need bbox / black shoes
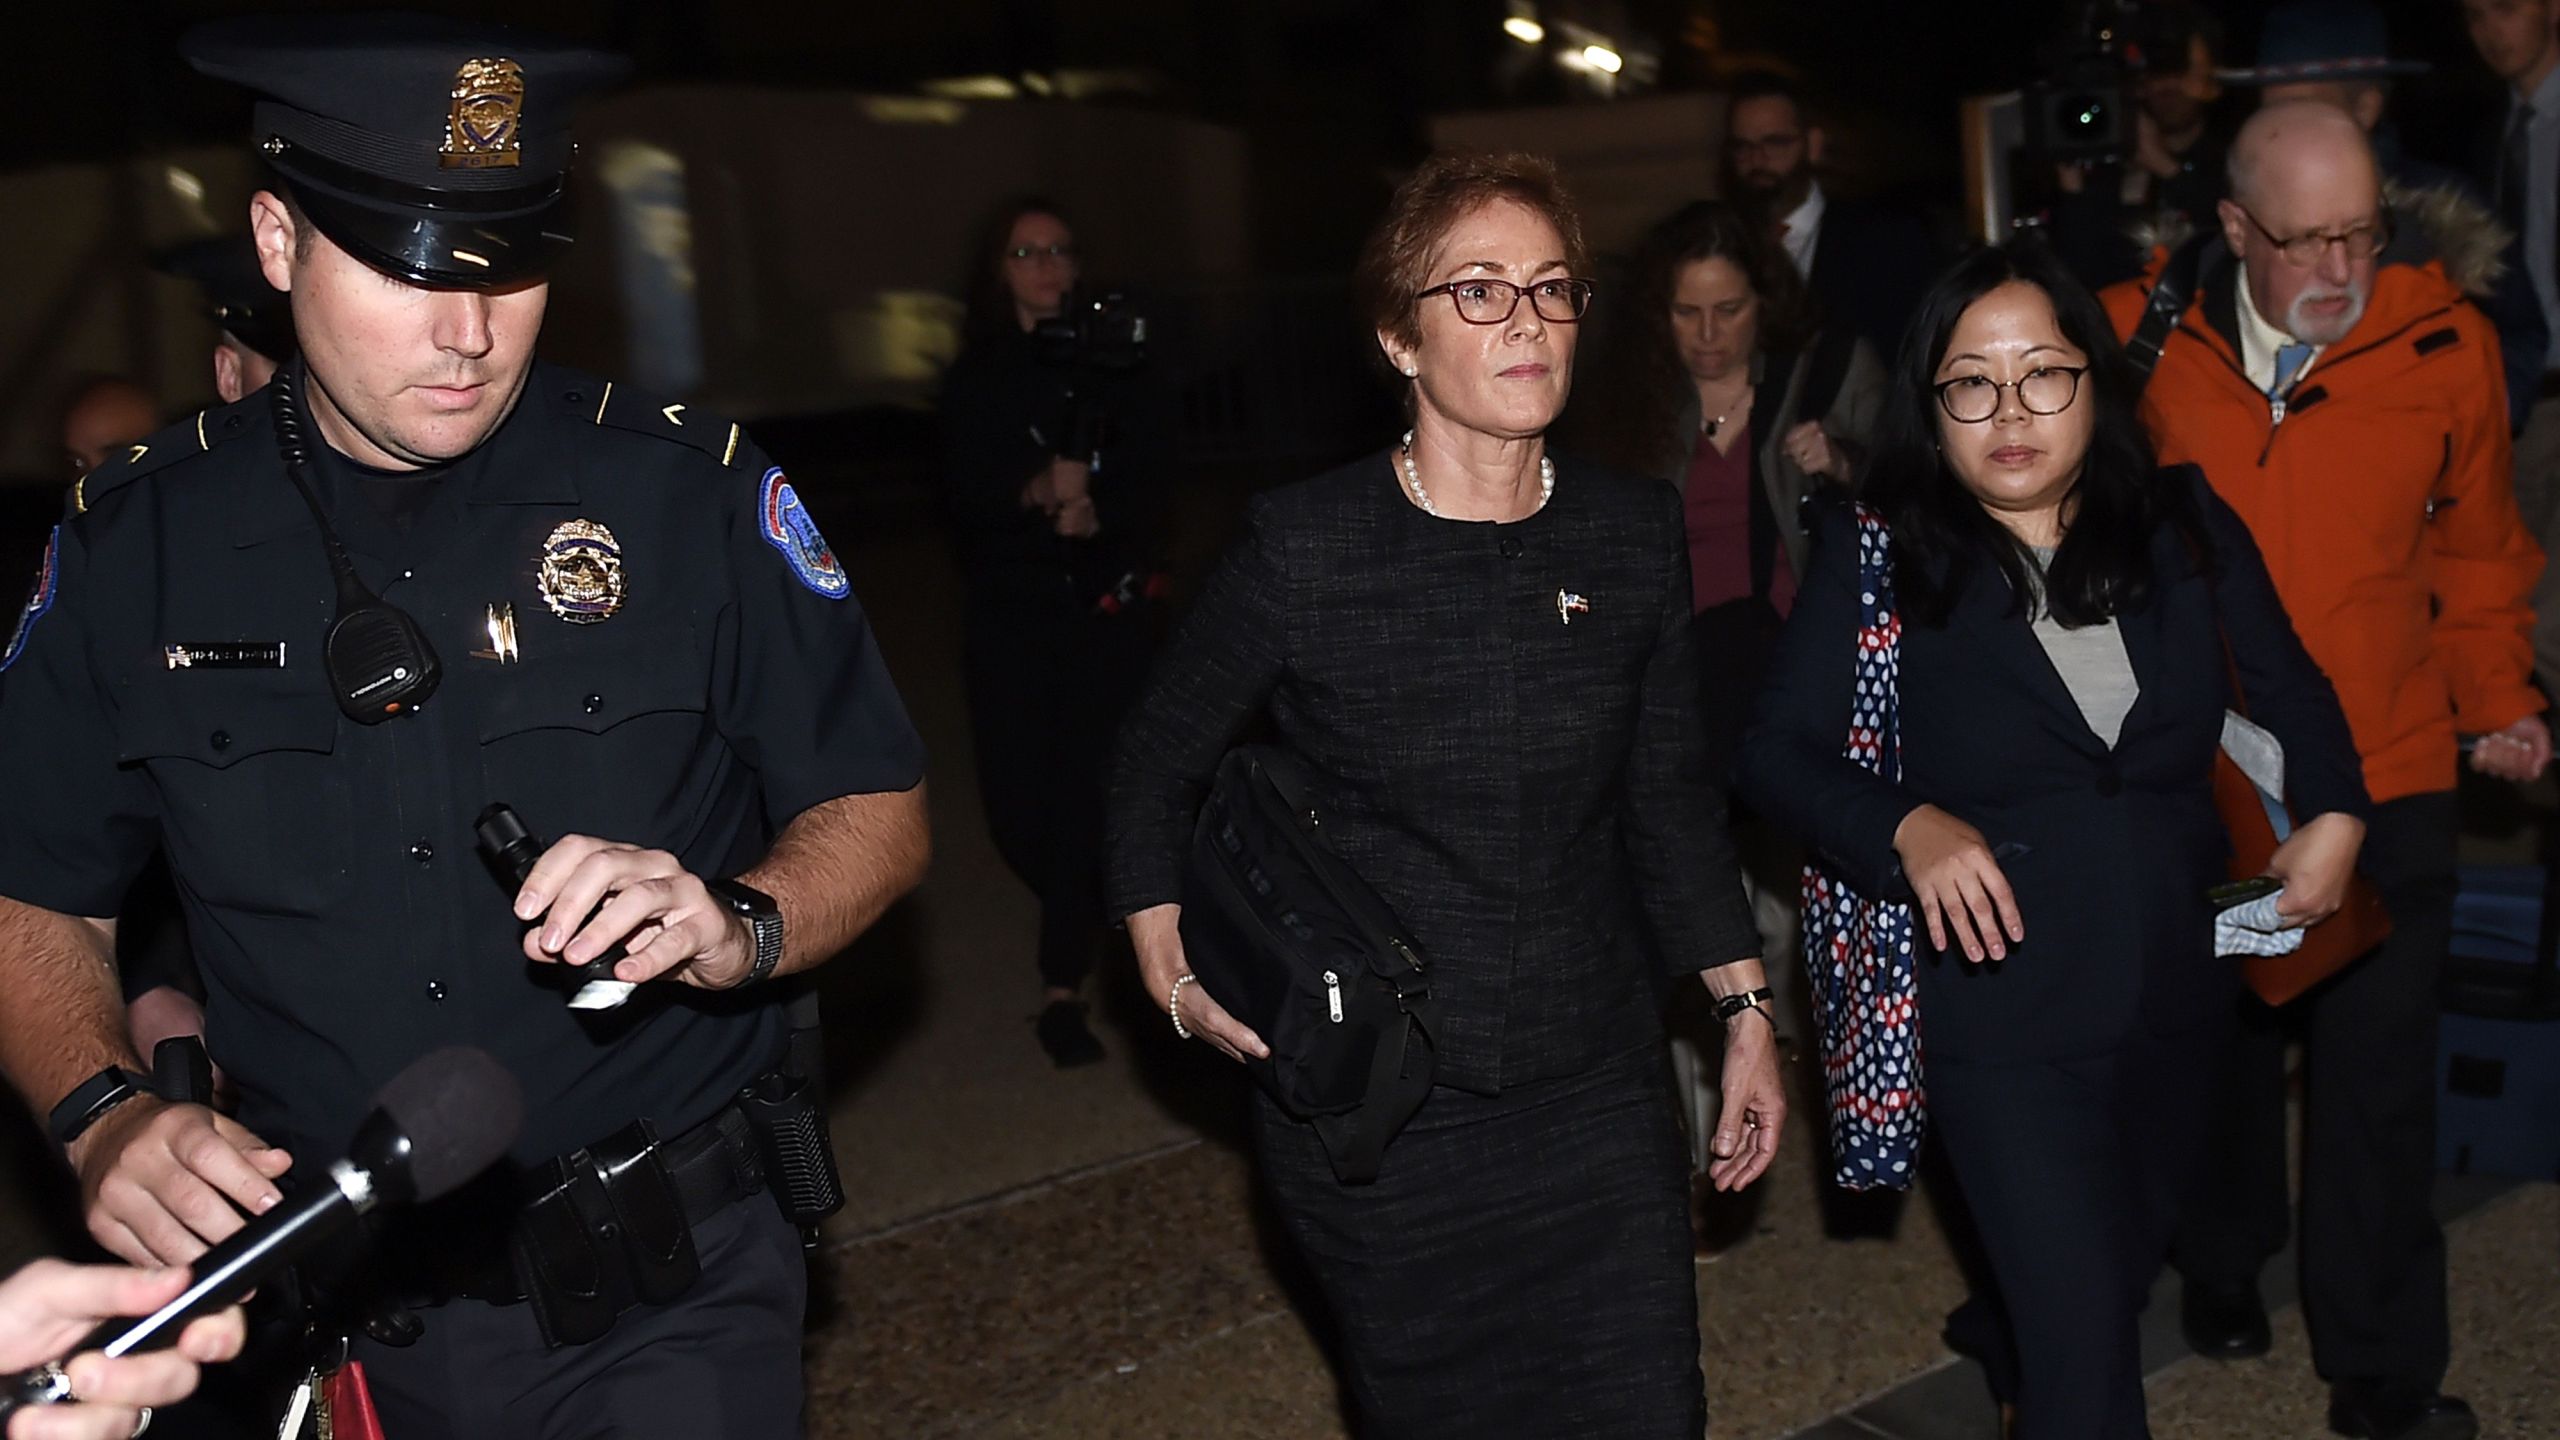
[2326,1381,2479,1440]
[1036,999,1106,1068]
[2179,1280,2274,1360]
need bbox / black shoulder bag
[1180,745,1439,1184]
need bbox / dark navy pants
[352,1197,807,1440]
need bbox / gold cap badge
[440,57,526,169]
[536,520,624,624]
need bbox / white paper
[2214,890,2306,957]
[2219,710,2286,801]
[568,979,639,1011]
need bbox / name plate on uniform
[164,642,287,670]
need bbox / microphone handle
[98,1169,360,1358]
[0,1164,364,1418]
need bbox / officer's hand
[68,1098,291,1268]
[0,1260,245,1440]
[513,837,759,991]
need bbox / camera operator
[939,198,1174,1068]
[2049,1,2233,289]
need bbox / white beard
[2286,285,2369,346]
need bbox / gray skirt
[1251,1040,1704,1439]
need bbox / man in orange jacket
[2102,102,2547,1440]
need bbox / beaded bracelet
[1169,973,1199,1040]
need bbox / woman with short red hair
[1106,152,1784,1436]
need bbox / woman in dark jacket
[941,198,1170,1066]
[1106,152,1784,1438]
[1738,242,2369,1439]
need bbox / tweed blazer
[1105,450,1761,1091]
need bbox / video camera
[1032,286,1147,463]
[2023,1,2202,165]
[1034,287,1147,374]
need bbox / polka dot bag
[1797,505,1926,1191]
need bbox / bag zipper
[1323,970,1344,1023]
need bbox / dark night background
[0,1,2519,264]
[0,2,2525,505]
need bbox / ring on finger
[132,1406,155,1439]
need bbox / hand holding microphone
[0,1261,241,1440]
[1,1046,523,1428]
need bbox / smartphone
[2208,875,2283,912]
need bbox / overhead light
[1582,44,1623,75]
[921,74,1018,100]
[863,97,967,125]
[1503,17,1545,44]
[164,165,206,203]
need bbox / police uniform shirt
[0,362,925,1164]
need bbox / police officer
[155,234,295,404]
[0,14,929,1440]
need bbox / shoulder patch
[1,527,61,673]
[2412,327,2461,357]
[758,468,850,599]
[582,378,750,470]
[73,399,259,514]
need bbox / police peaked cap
[183,12,628,289]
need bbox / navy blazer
[1738,470,2370,1061]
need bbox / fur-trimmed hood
[2129,178,2510,298]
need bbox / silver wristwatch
[710,878,784,985]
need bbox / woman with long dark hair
[1739,241,2369,1437]
[941,197,1171,1066]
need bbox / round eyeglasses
[1415,277,1596,325]
[1935,366,2087,423]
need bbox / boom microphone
[0,1046,521,1415]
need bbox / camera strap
[2124,232,2216,388]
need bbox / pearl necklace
[1398,431,1554,519]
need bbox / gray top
[2028,546,2140,749]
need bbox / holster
[507,1119,702,1348]
[736,1069,844,1237]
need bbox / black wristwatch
[710,878,784,986]
[47,1066,151,1150]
